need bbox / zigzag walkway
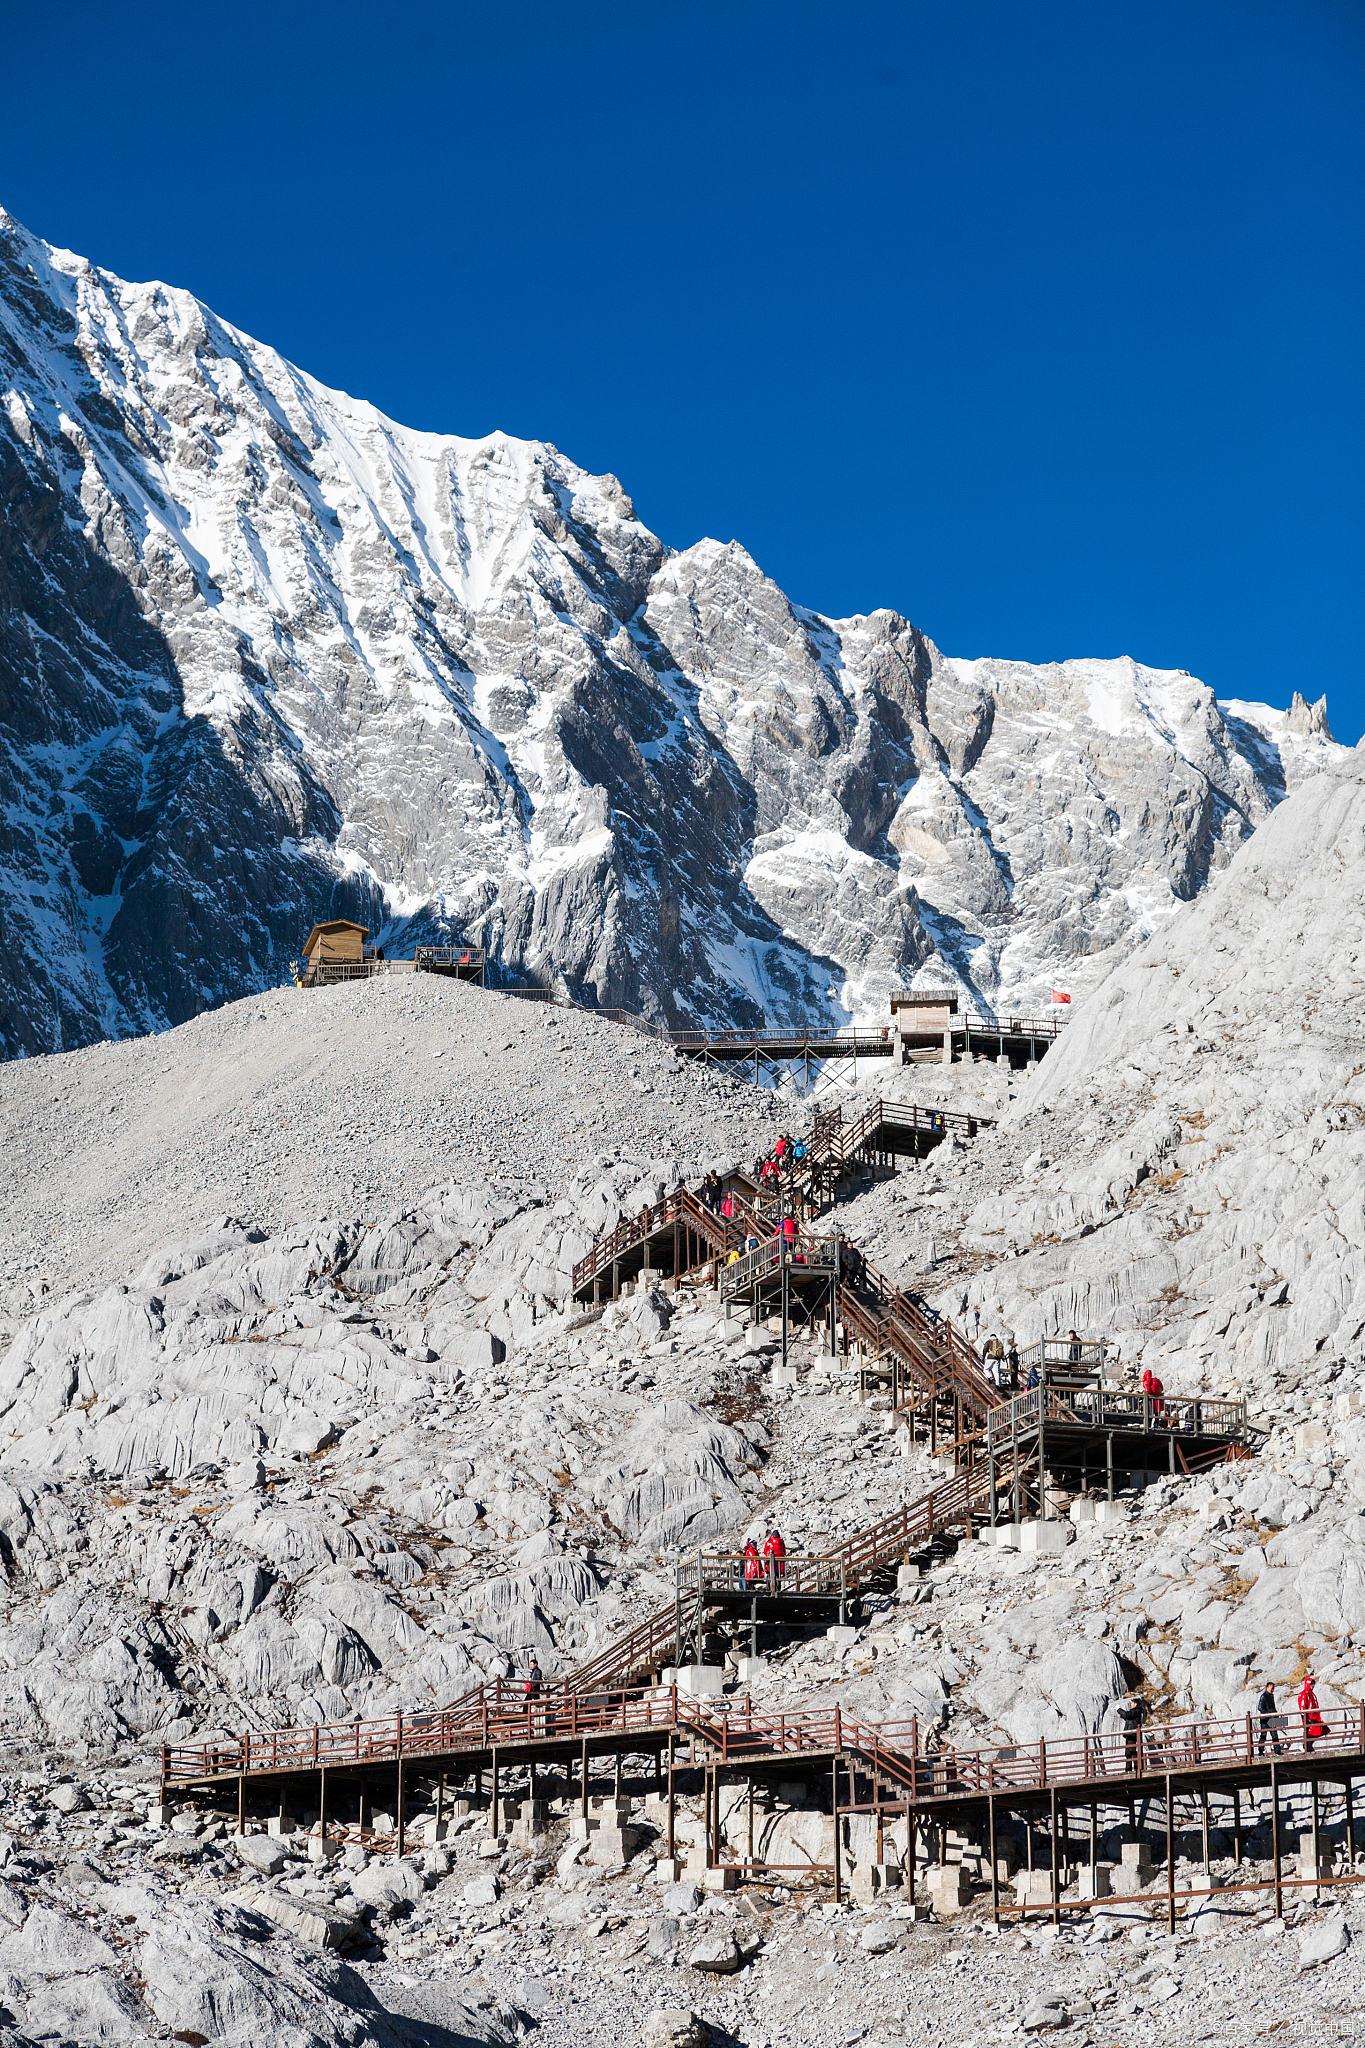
[570,1097,983,1304]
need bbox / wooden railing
[168,1669,1365,1811]
[572,1185,733,1294]
[984,1384,1248,1451]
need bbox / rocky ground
[0,1756,1360,2047]
[1,749,1365,2042]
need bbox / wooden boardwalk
[161,1679,1365,1923]
[502,987,1068,1078]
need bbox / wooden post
[581,1741,589,1821]
[989,1792,1000,1928]
[832,1755,842,1904]
[1312,1778,1322,1875]
[319,1766,327,1845]
[237,1774,245,1836]
[1201,1785,1210,1874]
[490,1749,499,1837]
[1050,1788,1060,1926]
[1165,1775,1175,1934]
[1232,1786,1241,1867]
[1271,1762,1282,1918]
[666,1734,676,1861]
[396,1754,405,1858]
[1346,1777,1356,1869]
[747,1781,754,1865]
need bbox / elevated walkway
[503,986,1067,1081]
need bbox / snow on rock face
[0,203,1346,1057]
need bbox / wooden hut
[889,987,959,1028]
[300,920,369,974]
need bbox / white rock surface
[0,206,1343,1059]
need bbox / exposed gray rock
[0,205,1343,1061]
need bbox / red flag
[1051,990,1071,1005]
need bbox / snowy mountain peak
[0,203,1348,1058]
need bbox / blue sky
[5,1,1362,736]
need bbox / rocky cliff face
[0,205,1344,1059]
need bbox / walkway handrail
[167,1665,1365,1808]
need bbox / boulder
[46,1782,89,1815]
[1021,2000,1069,2033]
[648,1916,680,1960]
[232,1835,286,1878]
[1300,1913,1350,1969]
[246,1889,361,1952]
[642,2012,708,2048]
[688,1928,742,1973]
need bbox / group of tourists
[755,1132,808,1191]
[1256,1675,1327,1755]
[739,1528,787,1591]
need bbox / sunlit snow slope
[0,205,1344,1058]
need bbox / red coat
[743,1545,762,1584]
[763,1533,786,1576]
[1299,1680,1325,1741]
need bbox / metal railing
[720,1234,838,1297]
[1016,1338,1107,1374]
[985,1384,1247,1451]
[572,1185,733,1294]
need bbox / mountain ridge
[0,204,1344,1059]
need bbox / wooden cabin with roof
[292,920,485,988]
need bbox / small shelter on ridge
[889,988,959,1028]
[300,920,369,971]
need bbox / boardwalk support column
[1312,1779,1322,1879]
[1232,1787,1241,1867]
[319,1766,327,1846]
[989,1793,1000,1927]
[490,1749,499,1837]
[237,1774,244,1836]
[1165,1775,1175,1934]
[1271,1762,1282,1918]
[832,1755,842,1904]
[666,1734,676,1861]
[1050,1788,1060,1926]
[1346,1776,1356,1866]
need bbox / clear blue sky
[4,1,1362,736]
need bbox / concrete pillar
[942,1029,953,1067]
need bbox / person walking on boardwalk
[743,1537,762,1588]
[1117,1691,1147,1772]
[1299,1673,1325,1752]
[983,1333,1005,1388]
[763,1527,787,1594]
[1256,1678,1284,1756]
[1006,1337,1020,1390]
[524,1655,545,1733]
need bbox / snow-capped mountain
[0,205,1344,1059]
